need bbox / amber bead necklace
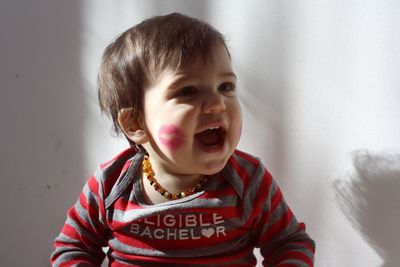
[142,155,208,200]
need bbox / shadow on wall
[0,1,84,266]
[334,150,400,267]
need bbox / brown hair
[98,13,228,135]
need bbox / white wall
[1,0,399,266]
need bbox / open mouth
[194,126,226,149]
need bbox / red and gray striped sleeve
[234,150,315,266]
[51,172,108,266]
[51,148,136,267]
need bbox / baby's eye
[173,86,197,98]
[218,82,236,93]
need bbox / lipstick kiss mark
[158,125,185,150]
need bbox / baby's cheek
[158,125,186,150]
[238,120,243,140]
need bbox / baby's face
[142,43,242,176]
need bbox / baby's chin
[199,159,229,176]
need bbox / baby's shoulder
[229,149,263,171]
[99,147,136,170]
[224,150,266,185]
[223,150,272,198]
[95,147,138,197]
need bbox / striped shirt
[51,148,315,266]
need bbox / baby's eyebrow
[219,72,237,80]
[167,71,237,90]
[167,74,191,90]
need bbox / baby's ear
[118,108,149,144]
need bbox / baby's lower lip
[196,140,225,153]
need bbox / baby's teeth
[208,126,219,130]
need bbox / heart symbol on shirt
[201,228,215,238]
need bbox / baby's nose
[202,93,226,114]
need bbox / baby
[51,13,315,266]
